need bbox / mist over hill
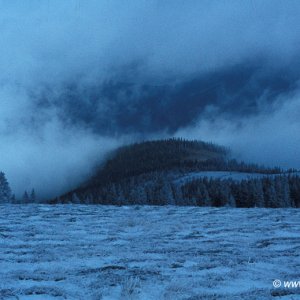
[85,139,228,186]
[50,139,300,208]
[1,1,300,198]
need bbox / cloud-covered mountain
[1,0,300,198]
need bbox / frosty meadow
[1,205,300,299]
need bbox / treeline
[0,170,37,204]
[181,175,300,208]
[174,158,282,174]
[14,189,37,204]
[54,172,300,208]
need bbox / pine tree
[0,172,12,203]
[274,176,291,207]
[22,191,30,204]
[130,185,147,205]
[83,194,93,204]
[30,189,36,203]
[11,194,16,204]
[172,184,184,205]
[253,180,265,207]
[112,183,125,205]
[227,193,236,207]
[152,177,174,205]
[72,193,81,204]
[239,180,251,207]
[289,176,300,207]
[197,182,211,206]
[161,181,175,205]
[219,181,233,207]
[263,178,277,207]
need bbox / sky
[1,0,300,199]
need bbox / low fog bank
[175,91,300,170]
[1,1,300,198]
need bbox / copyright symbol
[273,279,281,288]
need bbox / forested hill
[86,139,228,187]
[49,138,300,208]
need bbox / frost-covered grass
[0,205,300,299]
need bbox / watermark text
[273,279,300,289]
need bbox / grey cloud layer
[1,0,300,198]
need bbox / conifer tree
[22,191,30,204]
[30,189,36,203]
[0,172,12,203]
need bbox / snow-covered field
[0,205,300,300]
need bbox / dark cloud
[1,0,300,198]
[30,57,300,134]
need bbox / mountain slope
[52,138,300,207]
[86,138,228,187]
